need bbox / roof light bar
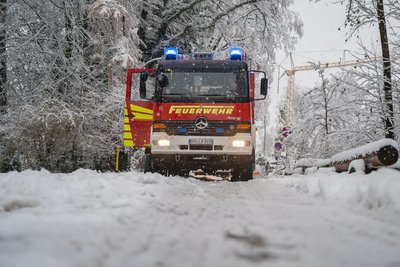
[164,47,178,60]
[229,47,244,61]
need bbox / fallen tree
[296,139,399,173]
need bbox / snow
[88,0,128,18]
[270,167,400,212]
[1,169,400,267]
[348,159,366,173]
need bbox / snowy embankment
[269,167,400,212]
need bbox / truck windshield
[159,70,248,102]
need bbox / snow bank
[269,167,400,212]
[0,169,175,213]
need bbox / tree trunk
[0,0,7,114]
[377,0,395,139]
[64,4,72,60]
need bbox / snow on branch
[87,0,128,20]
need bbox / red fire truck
[123,47,268,181]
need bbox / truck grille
[163,121,245,136]
[189,145,213,150]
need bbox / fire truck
[123,47,268,181]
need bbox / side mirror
[260,78,268,96]
[157,73,169,88]
[139,73,148,99]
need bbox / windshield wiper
[161,93,194,102]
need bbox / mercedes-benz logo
[195,117,208,129]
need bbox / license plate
[189,139,214,145]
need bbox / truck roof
[158,60,248,71]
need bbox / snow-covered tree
[0,0,140,172]
[290,57,399,160]
[339,0,396,139]
[135,0,302,66]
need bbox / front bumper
[151,133,253,155]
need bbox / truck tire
[145,154,169,176]
[231,152,254,182]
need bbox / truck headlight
[232,140,246,147]
[157,139,170,147]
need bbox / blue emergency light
[229,47,243,61]
[164,47,178,60]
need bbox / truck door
[124,68,156,148]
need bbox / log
[296,139,399,173]
[330,145,398,173]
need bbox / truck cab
[124,48,268,181]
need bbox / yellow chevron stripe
[124,124,131,131]
[131,104,154,115]
[132,112,153,120]
[124,132,132,139]
[124,117,129,123]
[124,140,134,147]
[124,108,128,116]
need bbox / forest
[0,0,398,172]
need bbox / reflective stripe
[132,112,153,120]
[124,140,134,147]
[124,103,134,147]
[124,131,132,139]
[131,104,153,115]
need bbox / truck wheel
[231,166,253,182]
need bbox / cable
[290,49,364,54]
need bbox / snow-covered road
[0,169,400,267]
